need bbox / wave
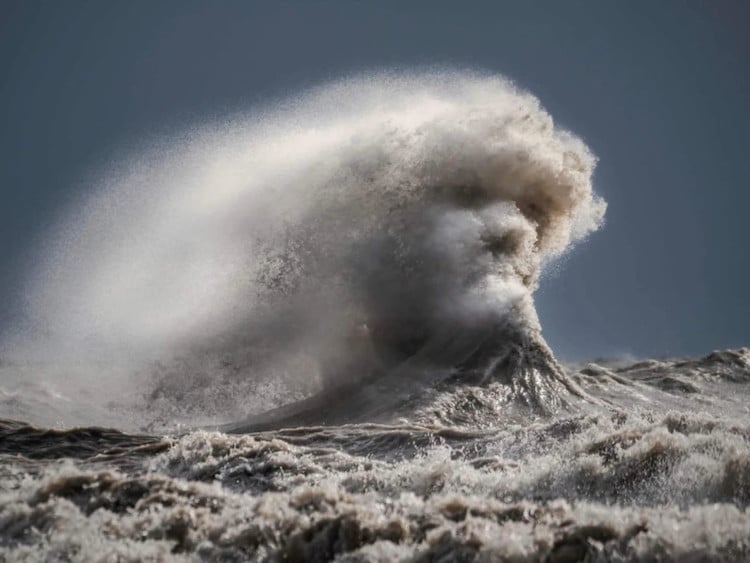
[3,70,605,430]
[4,401,750,561]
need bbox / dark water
[2,347,749,562]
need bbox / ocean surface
[2,347,750,561]
[1,71,748,561]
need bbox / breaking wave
[5,69,750,563]
[2,70,605,431]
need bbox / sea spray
[4,70,605,430]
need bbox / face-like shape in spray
[6,71,605,426]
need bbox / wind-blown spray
[5,70,606,430]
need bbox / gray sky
[1,1,747,359]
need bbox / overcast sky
[1,1,747,359]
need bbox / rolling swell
[3,71,605,431]
[224,321,588,432]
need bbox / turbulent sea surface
[2,349,750,562]
[1,71,748,561]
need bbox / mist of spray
[3,70,606,429]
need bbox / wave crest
[7,70,606,429]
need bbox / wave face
[2,71,604,430]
